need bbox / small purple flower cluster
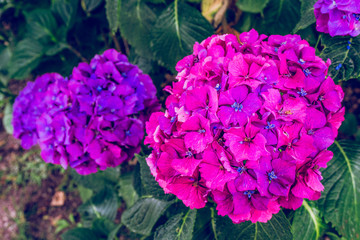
[13,49,159,175]
[13,73,67,150]
[314,0,360,37]
[145,30,345,223]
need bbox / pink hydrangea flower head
[145,30,344,223]
[314,0,360,36]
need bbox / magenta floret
[145,30,344,223]
[314,0,360,37]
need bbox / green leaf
[293,0,317,33]
[320,35,360,82]
[105,0,119,32]
[8,39,44,80]
[71,167,120,191]
[121,197,172,236]
[318,140,360,240]
[150,0,214,71]
[107,224,122,240]
[145,0,165,3]
[119,173,139,207]
[154,209,197,240]
[339,113,358,136]
[25,9,58,42]
[236,0,270,13]
[118,0,158,57]
[3,102,13,134]
[214,210,293,240]
[137,154,175,201]
[92,218,116,238]
[81,0,103,12]
[77,185,93,203]
[61,228,99,240]
[78,187,118,227]
[292,200,325,240]
[0,46,11,72]
[253,0,301,35]
[51,0,79,29]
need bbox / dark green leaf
[137,154,175,201]
[253,0,301,35]
[293,0,317,33]
[320,35,360,82]
[236,0,269,13]
[121,197,172,236]
[339,113,358,136]
[318,141,360,240]
[107,224,122,240]
[0,46,11,72]
[105,0,119,32]
[150,0,214,71]
[71,167,120,191]
[51,0,79,29]
[61,228,99,240]
[25,9,58,41]
[92,218,116,238]
[44,41,68,56]
[154,209,197,240]
[215,210,293,240]
[119,173,139,207]
[292,200,325,240]
[119,0,158,56]
[3,102,13,134]
[8,39,44,79]
[78,187,118,227]
[145,0,165,3]
[82,0,103,12]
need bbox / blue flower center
[121,72,127,78]
[198,129,206,134]
[125,130,131,136]
[274,47,278,53]
[268,171,277,181]
[353,13,360,21]
[307,129,314,135]
[97,86,102,92]
[244,190,255,199]
[297,88,307,97]
[231,102,243,112]
[298,58,305,64]
[186,151,193,157]
[303,68,311,77]
[318,95,324,101]
[170,116,176,123]
[265,121,275,130]
[237,166,246,174]
[215,83,221,91]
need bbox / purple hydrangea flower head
[145,30,344,223]
[314,0,360,36]
[12,73,66,149]
[13,49,159,175]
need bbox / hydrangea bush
[13,49,159,175]
[314,0,360,36]
[145,30,345,223]
[5,0,360,239]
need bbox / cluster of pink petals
[13,49,159,175]
[145,30,345,223]
[314,0,360,37]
